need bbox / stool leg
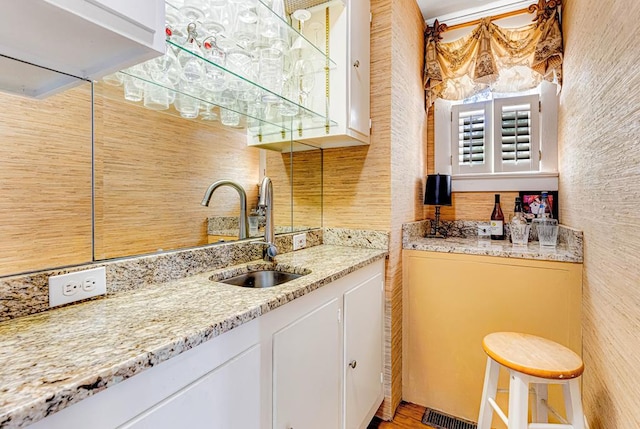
[508,371,529,429]
[477,357,500,429]
[531,383,548,423]
[563,379,585,429]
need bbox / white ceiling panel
[417,0,533,24]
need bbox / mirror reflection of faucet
[201,180,249,240]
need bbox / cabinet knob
[349,360,357,369]
[353,60,360,68]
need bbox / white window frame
[434,81,559,192]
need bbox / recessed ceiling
[417,0,532,22]
[417,0,489,20]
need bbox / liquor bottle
[490,194,505,240]
[513,197,526,223]
[538,191,553,218]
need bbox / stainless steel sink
[217,270,304,288]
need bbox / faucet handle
[252,240,278,260]
[265,244,278,259]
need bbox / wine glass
[290,9,311,53]
[292,57,315,111]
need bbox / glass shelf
[103,0,337,138]
[118,67,336,137]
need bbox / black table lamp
[424,174,452,238]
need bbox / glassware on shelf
[201,37,227,91]
[219,89,241,126]
[175,83,201,118]
[178,23,206,84]
[258,47,284,102]
[200,102,219,121]
[122,69,145,101]
[292,56,315,111]
[257,0,287,40]
[279,76,299,116]
[144,79,172,110]
[108,0,336,135]
[179,0,207,21]
[290,9,311,52]
[103,72,124,86]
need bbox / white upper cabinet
[347,0,371,138]
[0,0,165,98]
[248,0,371,151]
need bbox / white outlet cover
[293,233,306,250]
[49,267,106,308]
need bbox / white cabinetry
[346,0,372,139]
[249,0,371,151]
[121,346,261,429]
[344,273,384,429]
[271,260,384,429]
[28,260,384,429]
[29,319,260,429]
[273,298,342,429]
[0,0,165,98]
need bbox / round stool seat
[483,332,584,380]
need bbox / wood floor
[368,402,436,429]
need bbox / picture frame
[519,191,559,221]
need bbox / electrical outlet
[49,267,106,308]
[293,233,306,250]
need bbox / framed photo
[519,191,559,221]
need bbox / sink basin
[211,264,310,289]
[219,270,304,288]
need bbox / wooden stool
[477,332,586,429]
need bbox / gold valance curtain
[424,1,563,107]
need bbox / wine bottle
[490,194,505,240]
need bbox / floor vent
[421,408,477,429]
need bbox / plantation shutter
[451,102,492,174]
[493,95,540,172]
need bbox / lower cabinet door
[120,345,261,429]
[273,298,342,429]
[344,273,384,429]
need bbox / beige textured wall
[323,0,427,418]
[0,85,93,276]
[94,83,260,259]
[559,0,640,427]
[388,0,428,418]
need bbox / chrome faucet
[201,180,249,240]
[258,176,277,261]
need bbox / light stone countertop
[402,220,583,263]
[404,236,582,263]
[0,245,387,429]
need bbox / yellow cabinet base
[402,250,582,428]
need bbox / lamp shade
[424,174,452,206]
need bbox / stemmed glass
[292,58,315,112]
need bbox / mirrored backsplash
[0,62,323,278]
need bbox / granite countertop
[402,220,583,263]
[404,236,582,263]
[0,245,387,429]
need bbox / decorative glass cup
[534,218,559,247]
[510,223,531,246]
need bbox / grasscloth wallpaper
[559,0,640,427]
[323,0,427,419]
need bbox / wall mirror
[0,59,323,277]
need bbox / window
[435,82,558,192]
